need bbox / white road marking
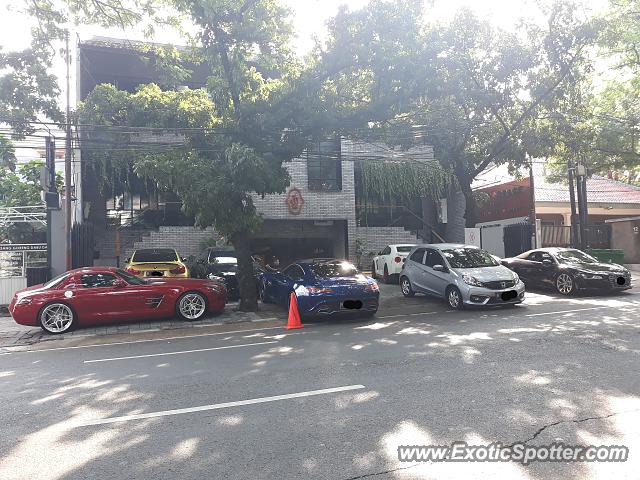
[526,307,606,317]
[377,312,437,319]
[83,341,278,363]
[12,326,289,353]
[75,384,366,427]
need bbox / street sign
[0,244,47,252]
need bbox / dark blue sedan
[260,259,380,317]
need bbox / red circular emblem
[286,187,304,215]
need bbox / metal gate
[503,223,533,258]
[72,223,94,268]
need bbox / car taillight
[125,267,141,275]
[307,287,332,295]
[365,282,379,292]
[170,265,186,274]
[394,256,401,263]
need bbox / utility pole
[576,160,589,250]
[567,160,579,248]
[64,30,72,270]
[45,137,56,272]
[529,159,537,248]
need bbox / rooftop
[535,175,640,205]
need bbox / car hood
[14,283,48,299]
[451,265,517,282]
[564,262,628,273]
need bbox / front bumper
[575,272,632,291]
[460,281,526,306]
[296,292,379,316]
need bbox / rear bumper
[387,262,404,275]
[297,293,379,316]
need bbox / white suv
[372,244,416,283]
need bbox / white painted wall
[475,217,528,258]
[0,277,26,305]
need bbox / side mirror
[542,259,553,266]
[113,279,127,288]
[433,264,446,272]
[125,257,131,263]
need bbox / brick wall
[126,226,221,260]
[354,226,420,269]
[252,152,357,258]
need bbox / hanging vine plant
[360,160,452,202]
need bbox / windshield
[396,246,414,253]
[211,258,238,273]
[555,249,598,265]
[311,261,359,278]
[442,248,499,269]
[117,269,148,285]
[43,273,69,289]
[132,249,178,263]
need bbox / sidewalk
[0,302,284,350]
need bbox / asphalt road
[1,284,639,480]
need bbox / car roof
[134,248,177,252]
[413,243,473,250]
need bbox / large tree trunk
[230,231,258,312]
[456,171,478,228]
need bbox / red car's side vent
[145,296,164,309]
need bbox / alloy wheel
[556,274,574,295]
[40,303,74,334]
[179,293,207,320]
[448,288,461,309]
[401,279,410,295]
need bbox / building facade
[69,37,464,273]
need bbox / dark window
[441,248,499,269]
[283,264,305,281]
[132,249,178,262]
[409,248,426,263]
[307,138,342,191]
[425,249,445,268]
[382,246,392,255]
[526,252,541,262]
[396,246,414,253]
[80,273,118,288]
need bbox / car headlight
[512,272,519,284]
[16,298,32,305]
[462,273,484,287]
[577,272,603,280]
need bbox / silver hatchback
[399,244,525,309]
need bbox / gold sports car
[124,248,190,278]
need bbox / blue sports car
[260,259,380,317]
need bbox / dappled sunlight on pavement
[378,421,533,479]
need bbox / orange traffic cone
[285,291,304,330]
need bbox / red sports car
[9,267,227,334]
